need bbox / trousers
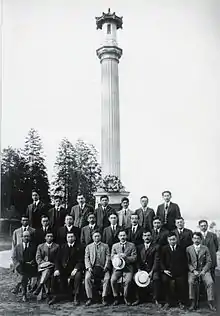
[188,272,214,301]
[111,270,133,298]
[85,268,110,298]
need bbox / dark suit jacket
[12,243,37,267]
[201,231,219,268]
[156,202,181,231]
[26,201,48,229]
[56,226,80,245]
[186,244,212,273]
[56,243,84,273]
[151,228,169,247]
[137,243,160,276]
[135,207,155,230]
[36,242,59,266]
[80,224,98,246]
[173,228,193,249]
[160,244,188,277]
[94,205,114,230]
[48,206,67,229]
[102,225,121,249]
[35,226,54,245]
[126,225,144,246]
[70,204,94,228]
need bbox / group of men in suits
[11,190,218,311]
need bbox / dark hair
[65,214,73,219]
[131,213,139,219]
[66,231,76,236]
[121,197,129,203]
[92,229,101,236]
[142,229,152,235]
[100,195,109,201]
[153,216,162,222]
[162,190,171,196]
[45,231,53,236]
[140,195,149,201]
[118,229,127,236]
[21,214,29,219]
[108,211,118,218]
[87,212,96,219]
[198,219,208,226]
[167,232,177,238]
[193,232,202,239]
[54,195,62,200]
[175,217,184,221]
[41,214,49,220]
[32,189,39,195]
[77,192,84,198]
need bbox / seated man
[133,230,160,306]
[80,213,98,247]
[12,230,37,302]
[56,214,80,245]
[111,229,137,306]
[186,232,216,311]
[85,230,111,306]
[34,231,59,300]
[102,212,121,250]
[160,232,188,309]
[51,232,84,305]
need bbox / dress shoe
[74,296,80,306]
[132,300,139,306]
[113,299,119,306]
[124,298,131,306]
[48,296,57,305]
[208,302,216,312]
[85,299,92,306]
[163,303,170,310]
[155,300,162,308]
[22,295,27,302]
[102,297,108,306]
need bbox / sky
[2,0,220,219]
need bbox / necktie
[122,244,125,253]
[164,204,169,223]
[155,229,158,236]
[172,246,175,251]
[24,227,27,232]
[124,209,127,216]
[145,243,149,250]
[132,227,135,234]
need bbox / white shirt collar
[120,241,127,245]
[194,244,201,251]
[66,225,73,231]
[111,224,117,229]
[201,231,207,237]
[68,242,75,247]
[34,200,40,206]
[46,242,53,248]
[170,244,177,250]
[164,201,170,207]
[89,223,95,228]
[22,226,29,231]
[79,203,85,209]
[23,242,29,248]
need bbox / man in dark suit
[111,229,137,306]
[133,230,161,306]
[102,212,121,250]
[135,196,155,230]
[26,190,48,229]
[199,219,219,281]
[156,191,181,231]
[160,232,188,309]
[70,193,94,228]
[80,213,98,247]
[126,213,144,246]
[173,217,193,249]
[12,230,37,302]
[34,231,59,299]
[151,216,169,248]
[48,196,67,229]
[35,215,53,245]
[94,195,114,231]
[56,214,80,245]
[50,232,84,305]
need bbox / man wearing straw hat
[111,229,137,306]
[133,230,161,306]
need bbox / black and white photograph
[1,0,220,315]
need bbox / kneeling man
[12,230,37,302]
[85,230,111,306]
[111,229,137,306]
[186,232,216,311]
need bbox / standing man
[156,191,181,231]
[126,213,144,246]
[70,193,94,229]
[56,215,80,245]
[12,231,37,302]
[35,215,53,246]
[173,217,193,249]
[199,219,219,281]
[186,232,216,311]
[51,232,84,305]
[117,197,133,228]
[102,212,121,250]
[111,229,137,306]
[94,195,113,231]
[48,196,67,229]
[84,230,111,306]
[151,216,169,248]
[12,215,36,250]
[80,213,98,247]
[160,232,188,309]
[26,190,48,229]
[135,196,155,230]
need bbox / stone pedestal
[94,190,129,211]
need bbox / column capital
[96,46,122,62]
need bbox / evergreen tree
[23,128,50,205]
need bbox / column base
[94,190,130,211]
